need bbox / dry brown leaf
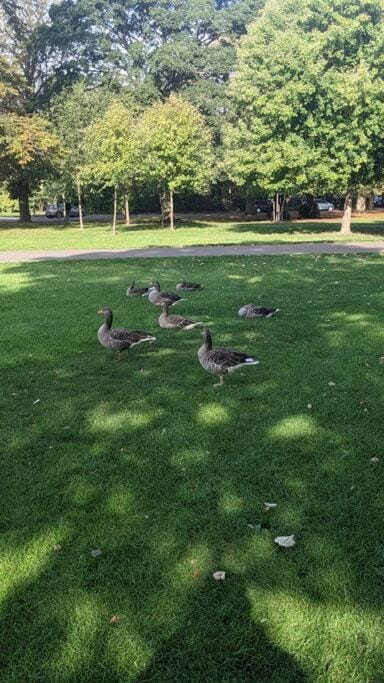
[109,615,124,624]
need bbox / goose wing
[169,314,200,329]
[207,347,251,370]
[111,328,154,345]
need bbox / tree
[50,83,112,228]
[84,101,139,233]
[224,0,384,231]
[54,0,264,127]
[0,0,100,219]
[137,94,215,229]
[0,112,59,220]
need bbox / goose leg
[115,352,123,362]
[213,375,225,387]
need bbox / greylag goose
[127,281,149,296]
[176,280,202,291]
[97,307,156,361]
[148,281,184,307]
[159,303,202,330]
[239,304,279,318]
[197,328,259,386]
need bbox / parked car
[374,195,384,207]
[254,199,273,215]
[315,198,335,211]
[45,203,84,218]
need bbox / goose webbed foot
[115,352,124,362]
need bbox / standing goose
[148,281,184,307]
[239,304,279,318]
[97,307,156,361]
[127,281,149,296]
[197,328,259,386]
[176,280,202,291]
[159,302,202,330]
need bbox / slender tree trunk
[112,185,117,235]
[245,189,255,216]
[124,193,130,226]
[19,179,31,222]
[77,181,84,230]
[341,193,352,235]
[63,192,67,218]
[169,189,174,230]
[159,186,169,226]
[356,192,366,212]
[368,193,375,210]
[273,192,281,223]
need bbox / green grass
[1,254,384,681]
[1,214,384,251]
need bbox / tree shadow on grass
[1,255,384,681]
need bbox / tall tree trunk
[77,181,84,230]
[112,185,117,235]
[245,189,255,216]
[356,192,366,212]
[159,186,169,226]
[273,192,281,223]
[19,179,31,222]
[169,189,174,230]
[368,193,375,210]
[124,193,130,226]
[341,193,352,235]
[63,192,67,218]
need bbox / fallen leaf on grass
[90,549,103,558]
[307,403,313,410]
[109,615,124,624]
[275,535,296,548]
[213,571,226,581]
[328,381,336,387]
[33,399,40,405]
[371,457,380,463]
[379,357,384,364]
[264,502,277,510]
[53,544,62,552]
[193,569,201,578]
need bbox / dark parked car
[254,199,273,216]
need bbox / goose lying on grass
[97,307,156,361]
[148,281,185,307]
[197,328,259,387]
[159,302,202,330]
[127,281,149,296]
[176,280,202,291]
[239,304,279,318]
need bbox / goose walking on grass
[159,302,202,330]
[148,281,185,307]
[97,307,156,361]
[176,280,202,291]
[197,328,259,387]
[127,281,149,296]
[239,304,279,318]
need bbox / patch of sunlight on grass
[219,491,245,515]
[223,534,274,574]
[105,487,136,515]
[269,415,317,440]
[107,626,154,679]
[49,594,103,679]
[0,526,69,605]
[171,542,212,588]
[69,481,98,506]
[197,403,230,425]
[89,405,162,432]
[247,588,384,682]
[171,447,208,466]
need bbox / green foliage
[137,94,216,195]
[84,101,138,192]
[225,0,384,197]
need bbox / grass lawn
[0,214,384,251]
[1,254,384,681]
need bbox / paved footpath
[1,242,384,263]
